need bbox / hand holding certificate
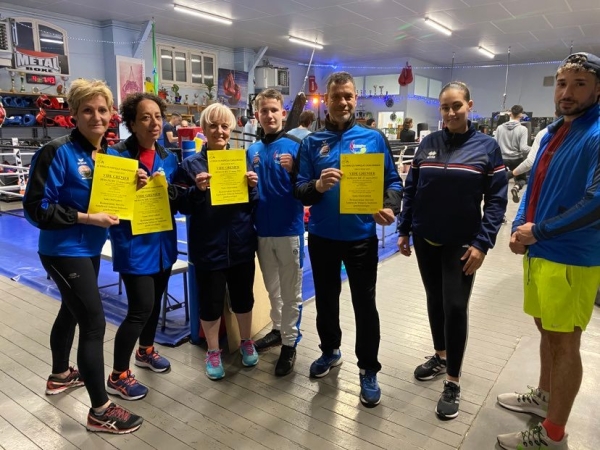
[88,153,138,220]
[207,149,249,205]
[131,173,173,235]
[340,153,384,214]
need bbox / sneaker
[435,380,461,420]
[511,186,521,203]
[414,354,447,381]
[359,370,381,408]
[134,346,171,373]
[45,366,84,395]
[86,402,143,434]
[254,329,282,352]
[309,351,343,378]
[205,350,225,380]
[240,340,259,367]
[497,386,549,418]
[106,370,148,401]
[497,424,568,450]
[275,345,296,377]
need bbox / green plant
[171,84,180,95]
[205,80,215,100]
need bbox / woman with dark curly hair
[105,92,179,400]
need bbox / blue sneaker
[309,350,343,378]
[106,370,148,401]
[205,350,225,380]
[134,346,171,373]
[240,340,259,367]
[359,370,381,407]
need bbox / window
[159,45,216,86]
[414,75,442,99]
[12,18,69,74]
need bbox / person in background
[497,52,600,450]
[23,79,143,434]
[105,93,179,401]
[506,112,559,182]
[179,119,190,128]
[495,105,531,202]
[173,103,259,380]
[162,112,181,149]
[250,89,305,376]
[399,117,416,142]
[398,81,507,421]
[288,110,315,140]
[400,117,417,173]
[294,71,403,408]
[365,117,377,128]
[478,124,489,135]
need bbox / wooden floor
[0,199,598,450]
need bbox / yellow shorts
[523,257,600,332]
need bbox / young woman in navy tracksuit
[397,81,508,420]
[105,93,179,401]
[23,79,143,434]
[173,103,259,381]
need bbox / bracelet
[85,213,90,224]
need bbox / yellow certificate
[340,153,384,214]
[208,149,249,206]
[131,175,173,235]
[88,153,137,219]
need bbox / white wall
[452,63,558,118]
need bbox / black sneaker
[511,186,520,203]
[255,329,282,352]
[414,354,447,381]
[86,402,143,434]
[435,380,461,420]
[275,345,296,376]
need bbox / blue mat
[0,209,399,346]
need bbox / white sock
[332,349,340,355]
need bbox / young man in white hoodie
[495,105,531,202]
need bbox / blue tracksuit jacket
[106,135,179,275]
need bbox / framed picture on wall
[217,69,248,109]
[116,56,145,105]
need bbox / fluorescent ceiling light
[40,38,64,44]
[174,4,233,25]
[423,17,452,36]
[289,36,324,50]
[478,46,495,58]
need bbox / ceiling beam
[248,46,268,74]
[133,20,153,58]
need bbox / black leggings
[113,269,172,372]
[195,260,255,321]
[504,158,527,190]
[40,254,109,408]
[412,235,476,378]
[308,234,381,372]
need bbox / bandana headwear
[559,52,600,79]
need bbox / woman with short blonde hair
[23,78,143,434]
[174,103,260,380]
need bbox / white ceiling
[3,0,600,68]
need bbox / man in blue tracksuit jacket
[294,72,402,408]
[250,88,305,377]
[497,53,600,450]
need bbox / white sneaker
[497,386,549,418]
[497,424,568,450]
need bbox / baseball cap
[558,52,600,79]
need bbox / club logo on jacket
[273,151,281,165]
[426,150,437,159]
[252,152,260,168]
[319,141,330,156]
[77,159,92,179]
[350,141,367,154]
